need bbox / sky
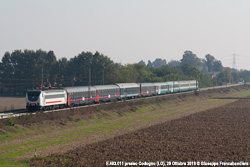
[0,0,250,70]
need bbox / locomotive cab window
[27,91,41,101]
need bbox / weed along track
[0,86,250,166]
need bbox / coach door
[96,90,99,102]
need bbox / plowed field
[32,99,250,166]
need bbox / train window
[27,91,41,101]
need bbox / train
[26,80,198,111]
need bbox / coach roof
[64,86,95,92]
[140,83,155,87]
[93,84,119,90]
[116,83,139,89]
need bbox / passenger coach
[64,86,96,106]
[116,83,140,99]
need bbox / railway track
[0,83,244,120]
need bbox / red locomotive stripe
[46,100,62,104]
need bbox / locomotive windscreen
[27,91,41,101]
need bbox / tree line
[0,49,248,96]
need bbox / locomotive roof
[27,89,65,93]
[43,89,65,93]
[116,83,139,88]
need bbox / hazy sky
[1,0,250,70]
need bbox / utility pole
[102,63,105,85]
[232,53,237,70]
[102,70,104,85]
[172,73,174,96]
[88,68,91,103]
[41,68,44,90]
